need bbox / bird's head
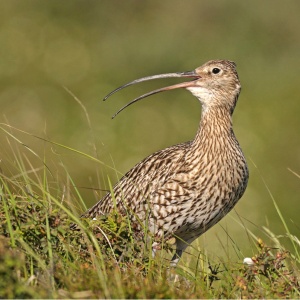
[186,60,241,112]
[104,59,241,118]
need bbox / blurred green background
[1,0,300,257]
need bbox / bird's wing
[82,141,191,218]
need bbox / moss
[0,177,300,298]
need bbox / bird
[77,59,249,266]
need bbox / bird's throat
[191,106,235,151]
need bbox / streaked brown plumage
[79,60,249,265]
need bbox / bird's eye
[212,68,221,74]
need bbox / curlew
[77,60,249,266]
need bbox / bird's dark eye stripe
[212,68,221,74]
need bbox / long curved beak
[103,70,200,118]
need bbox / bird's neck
[191,106,235,149]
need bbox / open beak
[103,70,200,118]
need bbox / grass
[1,124,300,298]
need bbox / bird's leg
[168,247,188,283]
[170,249,183,267]
[170,239,190,267]
[151,241,161,258]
